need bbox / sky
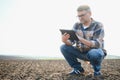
[0,0,120,57]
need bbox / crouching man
[60,5,107,77]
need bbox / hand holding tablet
[59,29,79,41]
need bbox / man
[60,5,106,77]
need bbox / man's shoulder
[74,22,81,25]
[92,20,104,30]
[73,22,81,30]
[74,21,103,26]
[93,20,103,27]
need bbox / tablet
[59,29,79,41]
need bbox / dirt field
[0,59,120,80]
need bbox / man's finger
[63,32,67,36]
[66,34,70,37]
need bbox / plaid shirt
[72,19,105,52]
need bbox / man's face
[77,10,91,24]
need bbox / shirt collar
[81,18,96,30]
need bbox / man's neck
[83,18,92,27]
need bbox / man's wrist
[64,40,72,45]
[78,36,82,41]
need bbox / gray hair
[77,5,91,12]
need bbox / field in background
[0,54,120,60]
[0,56,120,80]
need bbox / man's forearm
[79,37,93,47]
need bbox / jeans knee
[60,44,66,51]
[87,49,104,60]
[60,44,71,54]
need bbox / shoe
[94,71,101,76]
[69,68,84,75]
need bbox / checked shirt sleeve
[91,23,104,48]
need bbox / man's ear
[89,12,92,16]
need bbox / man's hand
[76,30,83,39]
[76,30,83,38]
[76,32,93,47]
[61,33,72,45]
[76,33,82,40]
[62,33,70,43]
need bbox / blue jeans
[60,44,104,74]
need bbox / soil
[0,59,120,80]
